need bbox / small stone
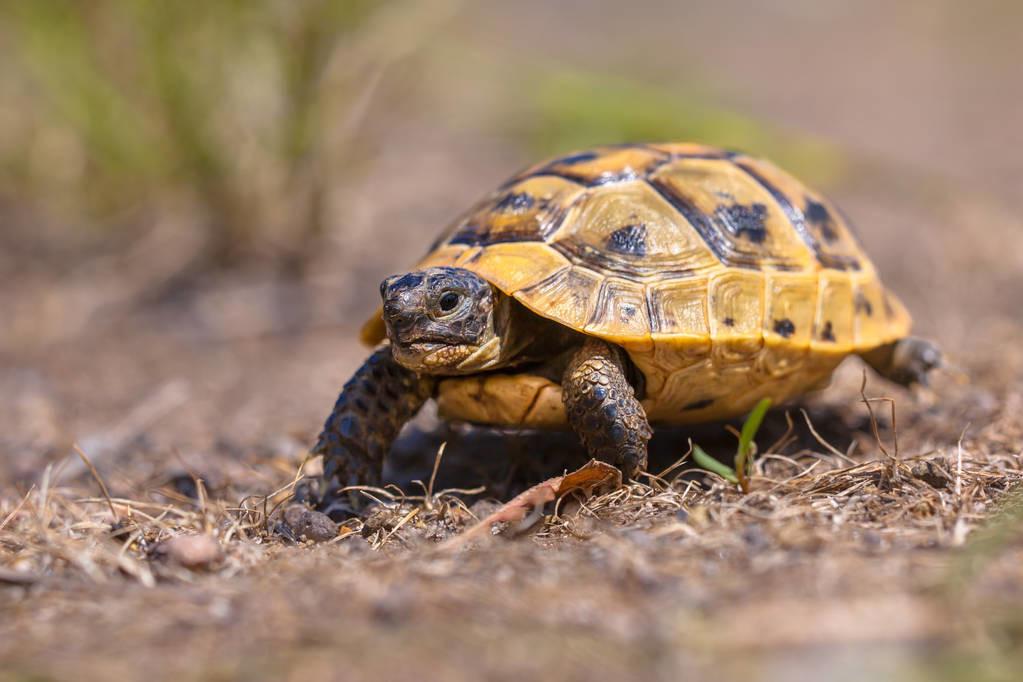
[862,530,883,550]
[740,524,769,551]
[160,534,222,570]
[911,461,950,489]
[283,505,338,542]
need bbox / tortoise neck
[495,294,585,369]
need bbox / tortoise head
[380,267,510,374]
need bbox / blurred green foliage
[523,69,846,184]
[0,0,456,268]
[0,1,844,273]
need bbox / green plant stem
[693,445,739,484]
[734,398,772,493]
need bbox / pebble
[911,461,950,489]
[160,534,222,570]
[283,505,338,543]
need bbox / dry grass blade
[0,486,33,533]
[423,442,447,511]
[375,508,421,550]
[72,444,119,523]
[956,425,970,503]
[859,370,899,463]
[654,441,694,481]
[765,410,798,455]
[800,408,854,463]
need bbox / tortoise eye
[438,291,462,313]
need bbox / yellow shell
[362,144,912,426]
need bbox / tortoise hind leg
[562,338,653,480]
[861,337,943,387]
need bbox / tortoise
[310,142,940,509]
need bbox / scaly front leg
[310,345,434,516]
[562,338,653,480]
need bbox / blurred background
[2,2,1023,680]
[1,0,1022,478]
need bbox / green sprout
[692,444,740,484]
[692,398,773,493]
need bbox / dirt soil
[3,2,1023,680]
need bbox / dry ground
[3,2,1023,680]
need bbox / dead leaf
[440,459,621,550]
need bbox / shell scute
[646,277,711,338]
[517,266,603,331]
[734,156,868,273]
[447,175,585,247]
[585,276,652,343]
[764,272,818,346]
[813,273,856,352]
[708,270,764,342]
[649,158,817,272]
[549,179,720,280]
[461,241,569,294]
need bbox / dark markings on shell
[607,224,647,256]
[552,151,600,166]
[715,202,769,243]
[723,316,736,327]
[773,318,796,338]
[428,233,447,253]
[531,165,660,188]
[516,145,674,187]
[428,212,471,252]
[683,398,715,411]
[648,178,799,271]
[734,161,862,271]
[804,198,838,242]
[447,198,568,246]
[448,222,540,245]
[821,321,836,342]
[550,239,694,280]
[511,145,736,189]
[589,169,642,185]
[854,292,874,316]
[494,192,535,213]
[661,148,740,161]
[648,178,743,265]
[504,171,585,189]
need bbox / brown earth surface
[2,2,1023,680]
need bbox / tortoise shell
[362,143,912,426]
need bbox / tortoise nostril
[383,303,419,334]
